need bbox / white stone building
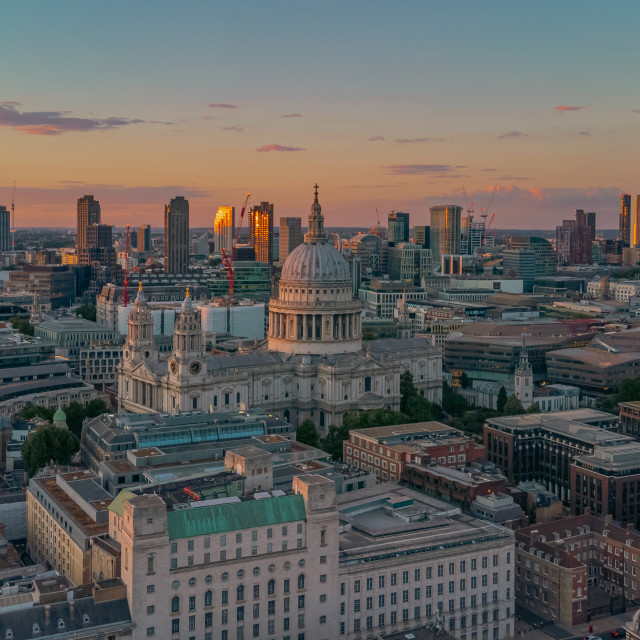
[117,188,442,430]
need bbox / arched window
[204,590,212,606]
[268,579,275,595]
[298,574,305,590]
[171,596,180,612]
[236,585,245,602]
[319,411,325,428]
[365,376,372,392]
[284,409,290,422]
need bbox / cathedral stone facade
[117,187,442,431]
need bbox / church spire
[304,182,327,244]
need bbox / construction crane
[221,192,251,297]
[374,204,380,226]
[10,181,15,251]
[479,184,498,222]
[481,213,496,247]
[122,224,131,307]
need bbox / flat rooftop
[349,421,460,441]
[337,483,513,562]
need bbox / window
[354,599,361,612]
[237,585,245,602]
[415,588,421,600]
[171,558,178,570]
[403,570,409,583]
[147,556,154,573]
[205,590,212,607]
[171,542,177,554]
[298,574,305,589]
[189,595,196,611]
[414,568,421,581]
[378,594,385,607]
[172,619,179,634]
[147,605,155,615]
[253,585,260,599]
[237,606,245,621]
[391,573,397,585]
[189,615,196,631]
[298,595,305,609]
[367,578,373,591]
[268,579,275,595]
[253,604,259,618]
[268,600,276,615]
[222,610,228,624]
[147,628,155,637]
[391,592,397,605]
[379,575,385,588]
[284,579,290,593]
[171,596,180,613]
[222,590,228,605]
[147,585,155,594]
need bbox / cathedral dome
[280,241,351,284]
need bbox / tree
[342,408,410,431]
[296,420,320,448]
[459,372,471,389]
[75,303,97,322]
[400,370,444,421]
[16,403,54,422]
[496,386,508,413]
[442,382,470,417]
[209,257,222,267]
[22,427,80,476]
[9,315,34,336]
[85,398,108,418]
[64,402,87,438]
[526,402,541,414]
[502,395,525,416]
[321,424,350,461]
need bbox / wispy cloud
[222,125,244,133]
[496,175,535,181]
[497,130,529,139]
[208,103,238,109]
[578,131,590,136]
[385,164,460,175]
[554,105,585,112]
[0,102,152,136]
[632,109,640,114]
[281,113,302,118]
[368,135,384,142]
[256,144,305,152]
[394,137,445,143]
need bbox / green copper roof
[167,494,306,540]
[53,408,66,421]
[109,489,136,517]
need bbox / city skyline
[2,1,640,228]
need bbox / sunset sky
[2,0,640,229]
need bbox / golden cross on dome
[313,183,319,202]
[186,286,190,298]
[138,281,142,291]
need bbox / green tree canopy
[85,398,108,418]
[502,395,525,416]
[342,408,410,430]
[64,402,87,438]
[75,303,97,322]
[16,403,54,422]
[496,386,508,413]
[296,420,320,448]
[22,427,80,476]
[442,381,471,417]
[459,372,471,389]
[321,424,350,461]
[526,402,541,414]
[9,315,34,336]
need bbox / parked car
[610,629,627,639]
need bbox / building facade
[214,206,235,254]
[621,194,632,247]
[76,194,101,251]
[430,205,462,268]
[279,217,303,262]
[0,205,9,251]
[164,196,190,274]
[250,201,274,264]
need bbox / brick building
[344,422,485,482]
[515,514,640,626]
[620,401,640,438]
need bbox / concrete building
[502,249,535,292]
[76,195,101,251]
[279,217,303,262]
[6,265,76,308]
[343,422,485,482]
[214,206,235,254]
[387,242,433,284]
[249,201,274,264]
[359,279,431,319]
[484,409,625,499]
[164,196,189,274]
[510,236,557,276]
[556,211,592,265]
[470,493,524,527]
[430,205,462,268]
[460,216,484,255]
[208,260,273,301]
[137,223,151,252]
[119,188,442,430]
[26,469,113,585]
[387,210,410,243]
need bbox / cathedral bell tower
[167,288,206,380]
[514,335,533,410]
[122,283,157,368]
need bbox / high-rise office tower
[620,194,632,247]
[0,206,9,252]
[461,215,485,255]
[279,217,302,262]
[164,196,189,274]
[429,204,462,268]
[387,211,410,243]
[249,202,274,264]
[632,197,640,249]
[413,225,430,248]
[587,211,597,242]
[137,224,151,252]
[556,211,592,265]
[213,206,235,254]
[76,195,101,250]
